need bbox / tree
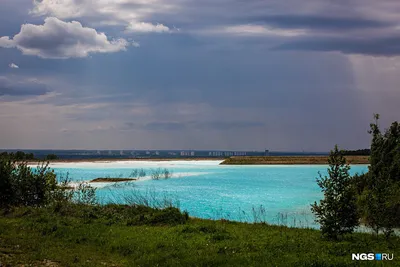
[14,151,26,160]
[0,158,58,208]
[0,157,15,209]
[46,154,59,160]
[311,145,359,240]
[0,152,9,159]
[360,114,400,238]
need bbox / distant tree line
[312,114,400,240]
[0,151,59,161]
[1,151,35,160]
[45,154,59,160]
[341,149,371,156]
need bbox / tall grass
[150,168,173,180]
[103,186,181,210]
[207,205,315,228]
[124,188,180,209]
[129,168,147,179]
[99,168,173,180]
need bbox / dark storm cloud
[250,15,391,30]
[0,76,49,96]
[274,36,400,56]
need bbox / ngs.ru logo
[352,253,394,261]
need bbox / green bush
[75,182,97,205]
[145,207,187,225]
[0,158,58,208]
[311,145,359,240]
[0,151,35,161]
[129,168,147,179]
[45,154,59,160]
[358,115,400,237]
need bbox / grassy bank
[0,204,398,267]
[221,156,369,165]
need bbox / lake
[47,160,369,228]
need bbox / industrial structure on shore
[3,149,329,160]
[6,149,271,159]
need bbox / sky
[1,0,400,151]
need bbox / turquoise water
[49,160,368,228]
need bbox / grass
[0,205,399,266]
[221,156,370,165]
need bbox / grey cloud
[144,122,187,131]
[194,121,265,130]
[24,0,400,58]
[124,122,136,129]
[30,0,178,32]
[250,14,391,30]
[0,76,49,96]
[127,121,266,132]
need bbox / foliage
[121,188,180,209]
[357,114,400,238]
[341,149,371,156]
[0,157,97,210]
[45,154,59,160]
[0,151,60,161]
[0,157,58,208]
[129,168,147,179]
[75,182,97,205]
[0,151,35,161]
[151,168,173,180]
[311,145,359,240]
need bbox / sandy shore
[25,155,369,165]
[26,157,226,164]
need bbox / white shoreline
[28,160,224,168]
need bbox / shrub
[0,158,58,208]
[151,168,162,180]
[141,207,188,225]
[150,168,173,180]
[360,115,400,238]
[0,157,14,208]
[129,168,147,179]
[311,145,359,240]
[130,169,139,178]
[0,151,35,161]
[163,168,172,179]
[138,169,147,178]
[45,154,59,160]
[75,182,97,205]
